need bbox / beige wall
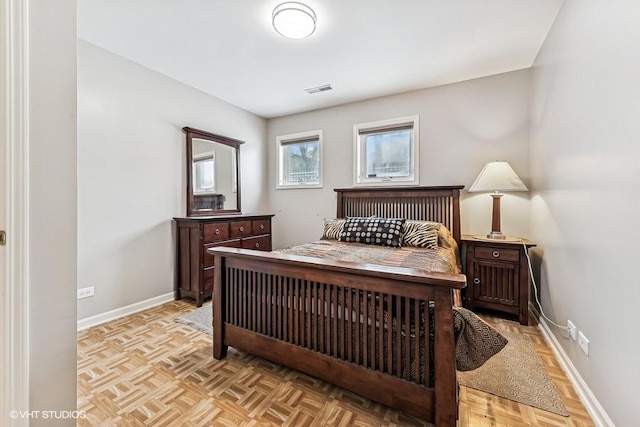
[530,1,639,425]
[77,41,267,320]
[267,70,532,249]
[29,0,78,424]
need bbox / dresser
[462,235,536,325]
[174,214,274,306]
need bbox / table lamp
[469,161,528,240]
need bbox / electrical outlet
[578,331,589,356]
[567,320,577,341]
[77,286,95,300]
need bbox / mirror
[184,127,243,216]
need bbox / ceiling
[78,0,563,118]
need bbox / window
[193,151,215,193]
[276,130,322,189]
[353,116,419,186]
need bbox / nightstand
[461,235,536,325]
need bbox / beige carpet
[457,331,569,416]
[175,304,212,335]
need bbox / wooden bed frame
[210,186,465,426]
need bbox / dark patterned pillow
[339,217,405,247]
[402,220,440,249]
[321,218,345,240]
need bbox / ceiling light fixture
[272,2,317,39]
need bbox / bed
[209,186,502,426]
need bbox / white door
[0,4,6,416]
[2,0,29,423]
[1,0,7,415]
[0,126,4,427]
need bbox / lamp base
[486,231,506,240]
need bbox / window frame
[276,129,323,190]
[353,115,419,187]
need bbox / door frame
[2,0,30,425]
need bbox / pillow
[339,217,405,247]
[402,220,440,249]
[437,224,458,250]
[321,218,345,240]
[432,223,462,270]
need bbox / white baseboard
[77,292,175,331]
[537,317,615,427]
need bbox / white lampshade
[469,161,528,193]
[272,2,317,39]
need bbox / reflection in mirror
[192,138,237,211]
[192,142,215,194]
[184,127,243,216]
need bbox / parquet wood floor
[77,301,595,426]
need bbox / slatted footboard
[211,248,465,426]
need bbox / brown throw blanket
[453,307,508,371]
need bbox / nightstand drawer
[474,246,519,262]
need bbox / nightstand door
[471,259,520,314]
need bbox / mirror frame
[184,126,244,216]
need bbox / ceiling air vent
[305,84,332,94]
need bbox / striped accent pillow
[402,220,440,249]
[321,218,345,240]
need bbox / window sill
[276,183,323,190]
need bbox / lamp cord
[520,239,569,331]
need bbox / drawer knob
[492,251,500,258]
[260,224,265,230]
[255,243,260,248]
[473,278,480,285]
[239,226,244,232]
[215,229,220,235]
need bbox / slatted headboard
[334,186,464,245]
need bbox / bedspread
[276,239,460,274]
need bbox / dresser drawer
[474,246,520,262]
[230,220,252,238]
[203,223,229,242]
[242,235,271,251]
[203,239,242,266]
[252,219,271,235]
